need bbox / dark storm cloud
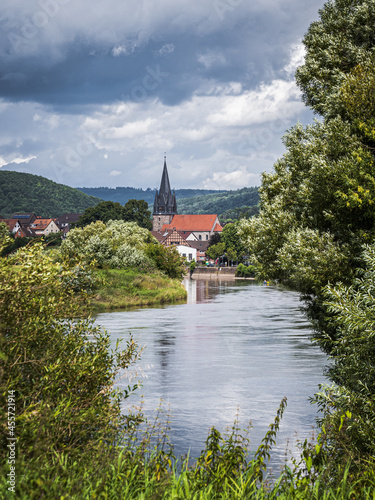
[0,0,324,108]
[0,0,326,189]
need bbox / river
[95,278,328,472]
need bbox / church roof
[162,214,223,232]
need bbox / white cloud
[284,43,305,77]
[1,155,36,167]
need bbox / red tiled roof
[162,214,222,232]
[32,219,55,230]
[2,219,18,231]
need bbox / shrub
[0,242,140,474]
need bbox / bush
[145,243,186,280]
[0,242,140,474]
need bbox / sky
[0,0,326,191]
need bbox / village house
[30,218,60,236]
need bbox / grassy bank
[91,268,187,312]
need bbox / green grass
[91,268,187,312]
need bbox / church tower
[152,156,177,232]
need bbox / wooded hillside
[78,186,260,221]
[0,171,103,218]
[178,187,259,220]
[0,170,259,221]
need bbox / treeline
[178,186,259,220]
[77,186,226,205]
[0,171,259,222]
[77,186,260,221]
[0,171,102,218]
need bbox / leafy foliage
[178,187,259,221]
[145,242,186,279]
[0,171,102,218]
[61,220,155,269]
[77,199,152,230]
[0,241,140,468]
[238,0,375,488]
[238,117,375,290]
[295,0,375,118]
[310,245,375,469]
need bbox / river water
[95,278,328,471]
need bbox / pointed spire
[159,156,172,199]
[153,155,178,215]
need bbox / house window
[199,234,202,240]
[206,235,208,240]
[188,254,193,261]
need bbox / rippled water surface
[95,279,328,469]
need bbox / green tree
[77,200,126,227]
[206,242,225,261]
[123,199,152,230]
[77,199,152,229]
[208,232,221,247]
[61,220,155,269]
[221,222,245,262]
[295,0,375,119]
[145,243,186,279]
[239,117,375,289]
[0,222,9,242]
[310,245,375,477]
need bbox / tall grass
[92,268,187,311]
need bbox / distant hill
[0,171,259,221]
[0,171,103,218]
[77,186,259,221]
[177,187,260,221]
[76,187,226,205]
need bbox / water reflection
[96,279,328,471]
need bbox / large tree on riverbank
[239,0,375,296]
[238,0,375,482]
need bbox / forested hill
[178,187,259,221]
[77,186,226,205]
[78,186,260,221]
[0,171,103,218]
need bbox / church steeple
[153,156,177,216]
[152,155,177,231]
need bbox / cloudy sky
[0,0,325,190]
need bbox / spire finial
[164,152,166,161]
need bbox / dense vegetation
[92,268,187,311]
[206,221,246,264]
[61,220,186,280]
[238,0,375,487]
[77,199,152,230]
[0,171,102,217]
[78,186,260,221]
[177,186,260,221]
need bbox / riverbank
[90,268,187,312]
[191,266,256,280]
